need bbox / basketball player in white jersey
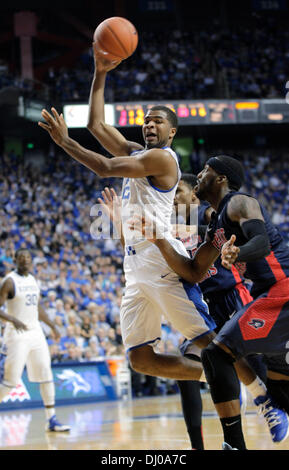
[38,53,221,383]
[0,248,70,432]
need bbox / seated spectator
[89,338,103,359]
[80,314,93,345]
[63,300,78,319]
[114,323,123,346]
[54,299,68,325]
[107,327,118,347]
[67,312,80,328]
[49,343,64,363]
[101,340,118,357]
[83,347,94,362]
[47,290,57,309]
[90,312,100,332]
[53,315,67,338]
[60,325,77,351]
[0,248,14,276]
[74,324,86,350]
[61,344,83,362]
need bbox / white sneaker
[254,394,289,444]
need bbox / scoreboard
[114,99,289,127]
[115,101,238,126]
[62,99,289,128]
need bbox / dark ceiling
[1,0,288,80]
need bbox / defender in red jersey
[142,156,289,449]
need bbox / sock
[220,415,246,450]
[39,382,56,420]
[246,377,267,400]
[45,407,56,420]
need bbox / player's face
[142,110,175,149]
[195,165,219,200]
[174,181,194,208]
[16,251,32,273]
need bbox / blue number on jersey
[122,178,130,200]
[25,294,37,306]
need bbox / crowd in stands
[242,151,289,243]
[43,18,289,103]
[1,18,288,102]
[0,146,288,396]
[210,18,289,99]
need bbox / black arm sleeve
[236,219,271,262]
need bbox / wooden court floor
[0,391,288,451]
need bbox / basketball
[93,17,138,62]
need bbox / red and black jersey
[197,202,248,296]
[207,192,289,297]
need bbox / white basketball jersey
[3,271,40,329]
[121,147,181,246]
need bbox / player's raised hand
[98,187,121,221]
[221,234,240,270]
[38,107,69,147]
[98,187,122,237]
[93,48,122,72]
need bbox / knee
[201,342,239,403]
[201,343,217,382]
[128,347,152,374]
[128,348,144,373]
[201,342,235,376]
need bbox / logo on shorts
[248,318,265,329]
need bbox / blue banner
[0,361,117,410]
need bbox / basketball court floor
[0,390,288,451]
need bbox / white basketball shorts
[0,324,53,387]
[120,238,216,352]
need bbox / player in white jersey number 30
[0,249,70,432]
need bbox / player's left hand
[38,107,69,147]
[221,234,240,270]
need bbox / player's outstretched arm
[153,238,220,284]
[39,110,176,180]
[87,52,143,157]
[0,279,27,331]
